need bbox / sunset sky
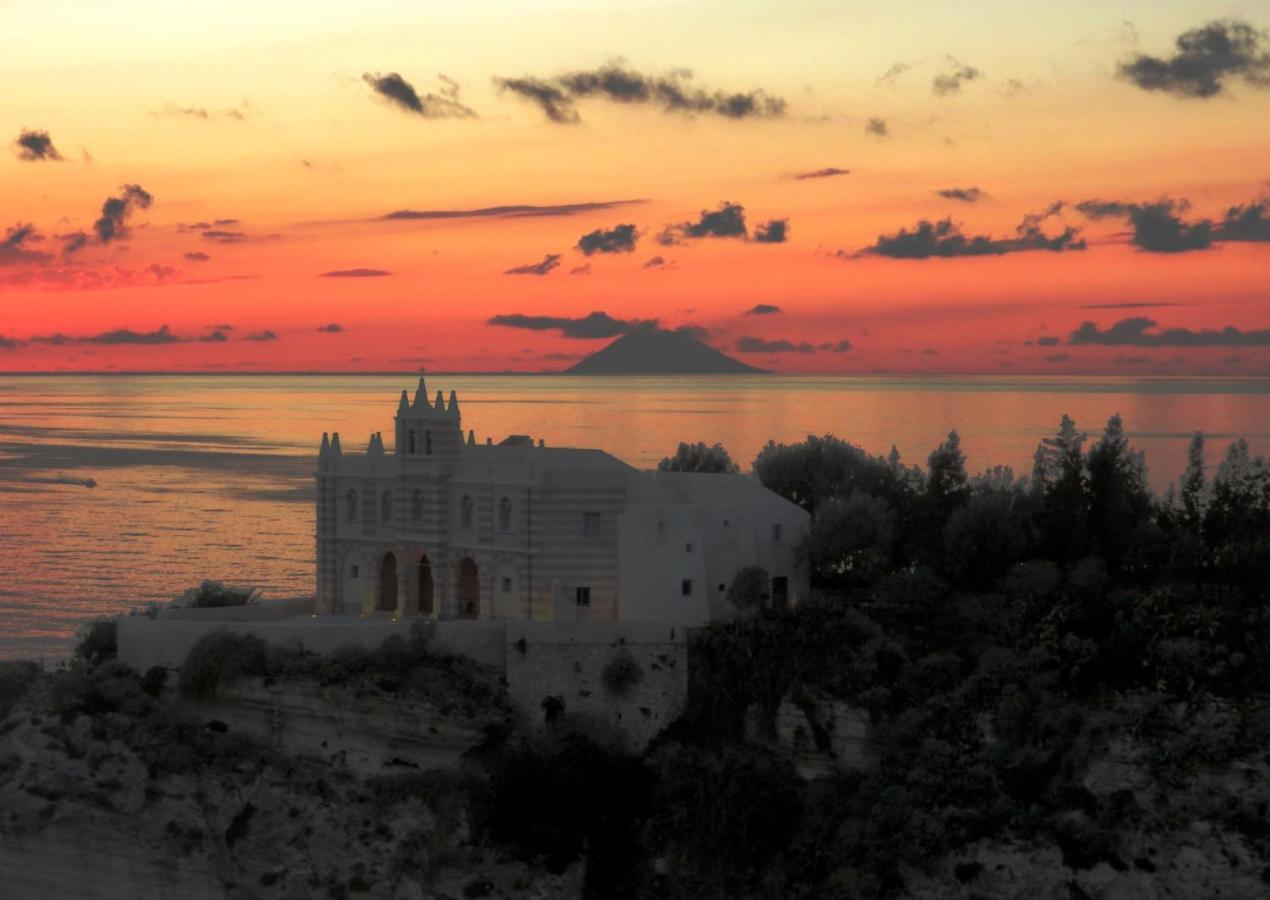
[1,0,1267,373]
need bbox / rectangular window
[685,542,694,553]
[772,576,789,608]
[501,577,512,593]
[772,523,783,543]
[681,579,693,596]
[582,512,600,539]
[718,583,726,593]
[575,586,591,607]
[350,565,359,578]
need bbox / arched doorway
[458,557,479,619]
[379,552,398,612]
[418,554,434,616]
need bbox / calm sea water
[1,374,1267,660]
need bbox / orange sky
[1,1,1268,373]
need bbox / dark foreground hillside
[3,415,1269,899]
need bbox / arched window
[408,429,416,455]
[498,496,512,532]
[425,430,433,456]
[346,489,358,523]
[411,489,424,521]
[381,491,393,523]
[460,494,473,529]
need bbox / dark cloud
[1036,336,1061,346]
[860,205,1085,258]
[32,325,183,346]
[754,219,789,243]
[244,330,278,342]
[495,63,786,124]
[745,304,782,315]
[1043,354,1071,363]
[660,201,748,244]
[503,253,561,276]
[1115,356,1152,365]
[495,77,577,124]
[362,72,476,119]
[576,223,639,255]
[932,58,981,96]
[1217,200,1270,242]
[820,339,853,353]
[316,323,344,333]
[0,335,22,350]
[735,336,815,354]
[488,310,644,339]
[319,268,392,278]
[1069,317,1270,347]
[1,223,51,267]
[95,184,153,244]
[61,232,89,255]
[183,251,211,262]
[1117,19,1270,99]
[936,187,986,203]
[792,167,850,180]
[15,129,62,161]
[201,328,230,343]
[569,264,591,275]
[642,255,672,269]
[378,199,646,222]
[1076,197,1212,252]
[200,230,250,244]
[1222,355,1243,365]
[865,117,888,137]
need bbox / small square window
[351,565,359,578]
[718,583,726,592]
[582,512,601,539]
[772,523,783,543]
[685,542,694,553]
[575,586,591,607]
[681,579,693,596]
[501,577,512,593]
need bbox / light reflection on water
[0,374,1267,660]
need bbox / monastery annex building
[315,379,808,626]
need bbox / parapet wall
[117,605,691,751]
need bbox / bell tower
[394,376,463,460]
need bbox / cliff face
[0,675,574,900]
[191,679,503,774]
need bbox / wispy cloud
[362,72,476,118]
[791,167,850,180]
[495,63,786,124]
[374,199,647,223]
[488,310,646,338]
[319,268,391,278]
[503,254,561,276]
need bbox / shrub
[0,661,40,720]
[179,580,256,608]
[178,632,269,700]
[601,650,644,698]
[726,565,771,613]
[141,666,168,698]
[75,619,117,663]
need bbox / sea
[1,373,1267,660]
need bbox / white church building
[315,379,809,626]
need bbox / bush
[0,661,40,720]
[726,565,771,613]
[75,619,117,663]
[601,650,644,697]
[178,580,256,608]
[178,632,269,700]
